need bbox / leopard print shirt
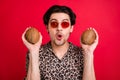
[26,42,84,80]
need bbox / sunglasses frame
[50,21,70,28]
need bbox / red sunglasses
[50,21,70,28]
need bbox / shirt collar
[46,41,74,53]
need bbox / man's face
[47,13,73,46]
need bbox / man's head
[43,5,76,26]
[43,5,76,46]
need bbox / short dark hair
[43,5,76,26]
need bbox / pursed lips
[56,33,63,40]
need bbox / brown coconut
[81,29,96,45]
[25,27,40,44]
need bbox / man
[22,5,98,80]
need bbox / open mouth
[58,35,62,38]
[56,34,62,40]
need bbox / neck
[51,41,69,59]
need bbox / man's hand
[22,27,42,53]
[81,27,99,55]
[22,27,42,80]
[80,27,98,80]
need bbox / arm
[81,28,99,80]
[22,28,42,80]
[82,50,96,80]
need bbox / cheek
[48,30,56,39]
[47,27,54,34]
[64,30,71,39]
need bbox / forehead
[50,13,70,21]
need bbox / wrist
[29,49,39,59]
[29,48,39,54]
[83,51,94,59]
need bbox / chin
[54,40,66,46]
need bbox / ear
[46,25,49,34]
[70,25,74,33]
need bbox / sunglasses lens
[61,22,69,28]
[50,22,69,28]
[50,22,58,28]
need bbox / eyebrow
[49,19,57,22]
[49,19,69,22]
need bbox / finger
[92,28,99,41]
[22,27,31,45]
[87,27,89,30]
[39,32,43,44]
[22,28,29,42]
[33,32,43,48]
[89,27,99,40]
[36,32,42,45]
[89,27,92,30]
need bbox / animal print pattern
[26,42,84,80]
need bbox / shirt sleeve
[79,47,84,79]
[24,51,29,79]
[26,52,29,73]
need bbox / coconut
[81,29,96,45]
[25,27,40,44]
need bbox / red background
[0,0,120,80]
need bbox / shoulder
[69,42,84,64]
[39,41,52,57]
[69,42,82,52]
[69,42,84,57]
[39,42,51,51]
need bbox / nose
[57,23,62,31]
